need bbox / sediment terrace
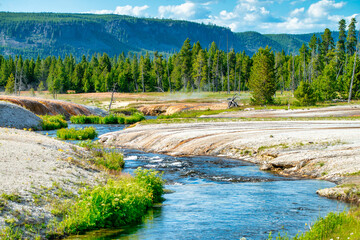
[100,120,360,203]
[0,95,106,118]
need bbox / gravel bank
[0,128,105,239]
[100,120,360,204]
[0,101,42,129]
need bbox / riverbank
[100,120,360,204]
[0,127,106,239]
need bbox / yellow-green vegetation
[79,140,125,171]
[1,193,22,203]
[56,127,97,140]
[158,108,240,119]
[40,115,68,130]
[144,115,360,125]
[70,113,145,125]
[0,224,24,240]
[47,168,164,238]
[111,107,141,115]
[268,208,360,240]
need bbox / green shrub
[102,114,119,124]
[78,140,124,170]
[294,81,317,106]
[40,115,68,130]
[0,225,23,240]
[70,114,145,125]
[134,168,164,203]
[124,113,145,124]
[56,127,98,140]
[48,168,164,236]
[70,115,102,124]
[95,151,124,171]
[111,107,140,116]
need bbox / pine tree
[5,73,15,94]
[346,18,358,56]
[321,28,335,64]
[248,46,276,104]
[337,19,347,60]
[179,38,192,91]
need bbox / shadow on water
[40,123,349,240]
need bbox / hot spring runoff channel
[42,123,348,240]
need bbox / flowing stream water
[41,123,349,240]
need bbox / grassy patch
[78,140,125,171]
[1,193,22,203]
[111,107,140,116]
[47,168,164,238]
[345,171,360,176]
[56,127,98,140]
[268,208,360,240]
[158,108,238,119]
[0,225,23,240]
[143,115,360,125]
[70,113,145,125]
[258,143,289,152]
[40,115,68,130]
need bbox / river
[41,123,348,240]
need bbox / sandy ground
[100,120,360,204]
[0,128,105,238]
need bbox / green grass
[0,225,23,240]
[40,115,68,130]
[1,193,22,203]
[111,107,141,116]
[268,208,360,240]
[47,168,164,238]
[142,115,360,125]
[56,127,98,140]
[95,151,125,171]
[78,140,125,171]
[70,113,145,125]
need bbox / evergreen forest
[0,18,359,105]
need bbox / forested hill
[0,12,336,58]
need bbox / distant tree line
[0,18,358,105]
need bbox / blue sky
[0,0,359,34]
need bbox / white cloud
[114,5,149,17]
[290,7,304,17]
[207,0,279,31]
[307,0,345,19]
[89,5,149,17]
[158,2,210,20]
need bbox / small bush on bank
[294,81,317,106]
[78,140,124,170]
[56,127,97,140]
[47,168,164,237]
[40,115,68,130]
[102,114,119,124]
[70,113,145,125]
[111,107,140,116]
[70,115,102,124]
[96,151,125,171]
[124,113,145,124]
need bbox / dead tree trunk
[109,83,117,112]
